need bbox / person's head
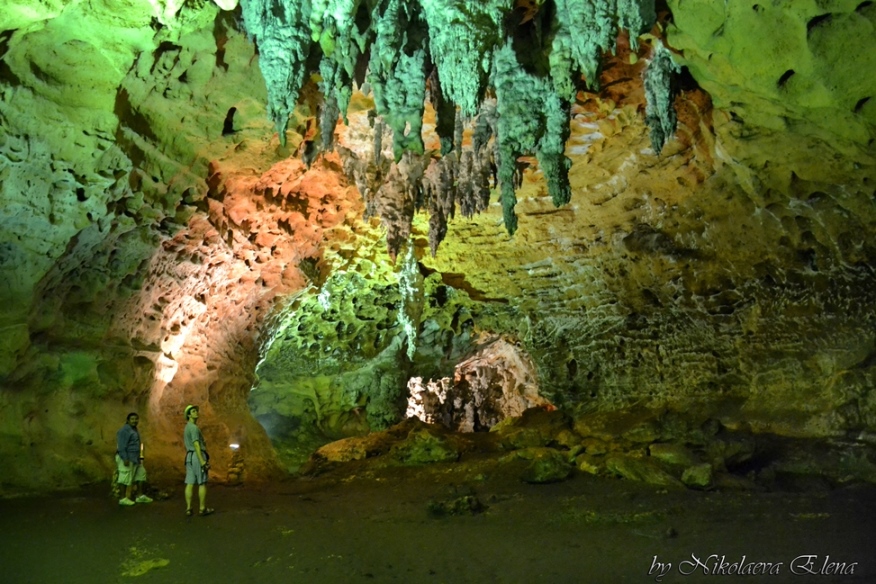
[184,405,199,421]
[126,413,139,427]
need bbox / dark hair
[127,412,139,422]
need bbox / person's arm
[194,440,207,466]
[117,427,133,467]
[116,427,126,459]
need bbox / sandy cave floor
[1,456,875,584]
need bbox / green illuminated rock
[665,0,876,143]
[390,426,460,464]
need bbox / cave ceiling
[0,0,875,488]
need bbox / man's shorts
[185,452,209,485]
[116,454,147,485]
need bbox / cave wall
[0,0,335,490]
[0,0,874,492]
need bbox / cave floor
[1,457,874,584]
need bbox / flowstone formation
[239,0,674,254]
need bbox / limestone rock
[390,427,461,465]
[312,432,393,465]
[491,407,574,450]
[707,435,757,471]
[681,463,714,489]
[427,485,487,517]
[575,452,605,476]
[605,454,684,488]
[666,0,876,143]
[649,443,700,467]
[516,447,574,484]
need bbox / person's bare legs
[185,484,207,512]
[124,480,134,501]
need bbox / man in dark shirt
[116,412,153,506]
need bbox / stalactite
[318,59,342,152]
[418,0,509,117]
[396,242,423,359]
[309,0,365,126]
[618,0,657,51]
[240,0,314,145]
[493,39,573,234]
[367,0,428,161]
[241,0,663,248]
[339,101,497,257]
[644,39,680,155]
[427,66,458,156]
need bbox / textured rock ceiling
[0,0,874,490]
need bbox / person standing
[115,413,153,506]
[183,405,214,516]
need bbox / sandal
[185,509,193,517]
[199,508,215,516]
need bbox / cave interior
[1,0,876,579]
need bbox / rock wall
[0,1,356,490]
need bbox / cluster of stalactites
[339,100,498,258]
[240,0,660,247]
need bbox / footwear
[119,498,136,506]
[135,494,153,503]
[185,509,193,517]
[199,508,215,516]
